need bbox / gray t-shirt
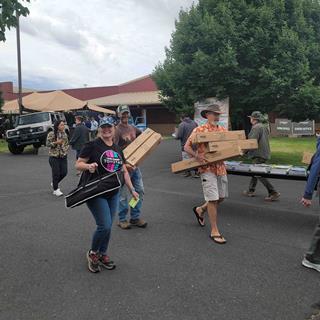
[247,123,271,160]
[176,118,198,150]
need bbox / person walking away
[69,116,89,174]
[46,120,69,197]
[300,137,320,272]
[176,114,198,177]
[243,111,280,201]
[114,105,147,229]
[84,116,91,130]
[90,117,98,141]
[75,117,139,273]
[184,104,228,244]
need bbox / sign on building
[194,97,229,129]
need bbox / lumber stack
[171,130,258,173]
[123,128,162,167]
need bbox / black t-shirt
[78,138,125,197]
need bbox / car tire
[8,143,25,155]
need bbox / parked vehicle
[5,111,70,154]
[134,116,147,131]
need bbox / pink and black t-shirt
[79,138,125,197]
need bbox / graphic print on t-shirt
[100,149,123,172]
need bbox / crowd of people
[45,104,320,274]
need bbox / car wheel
[8,143,25,155]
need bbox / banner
[194,97,229,129]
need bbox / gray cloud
[1,0,196,89]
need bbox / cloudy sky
[0,0,196,90]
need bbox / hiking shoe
[265,192,280,201]
[118,220,131,230]
[53,189,63,197]
[302,257,320,272]
[243,190,255,197]
[99,254,116,270]
[130,218,148,228]
[86,250,101,273]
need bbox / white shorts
[200,172,228,202]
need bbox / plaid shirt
[186,122,227,176]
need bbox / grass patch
[236,136,317,166]
[0,139,35,154]
[0,139,8,153]
[269,136,316,166]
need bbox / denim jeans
[49,156,68,190]
[248,157,276,195]
[118,167,144,222]
[75,149,81,160]
[306,207,320,264]
[86,192,119,254]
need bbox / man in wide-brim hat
[184,103,228,244]
[243,111,280,201]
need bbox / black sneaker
[99,254,116,270]
[86,250,101,273]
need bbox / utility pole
[16,11,23,114]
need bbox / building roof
[1,75,161,107]
[88,91,161,106]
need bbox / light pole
[16,11,23,114]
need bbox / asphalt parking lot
[0,139,319,320]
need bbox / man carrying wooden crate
[114,105,147,229]
[184,104,228,244]
[243,111,280,201]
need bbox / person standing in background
[69,116,89,160]
[46,120,69,197]
[175,113,198,177]
[243,111,280,201]
[69,116,90,175]
[114,105,147,230]
[90,116,99,140]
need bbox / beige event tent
[2,92,40,114]
[2,90,115,114]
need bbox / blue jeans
[86,193,119,254]
[75,149,81,160]
[118,167,144,222]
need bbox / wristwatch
[130,188,136,194]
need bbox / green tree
[0,0,30,42]
[153,0,320,123]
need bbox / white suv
[6,111,70,154]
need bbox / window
[18,112,50,125]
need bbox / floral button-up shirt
[186,122,227,176]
